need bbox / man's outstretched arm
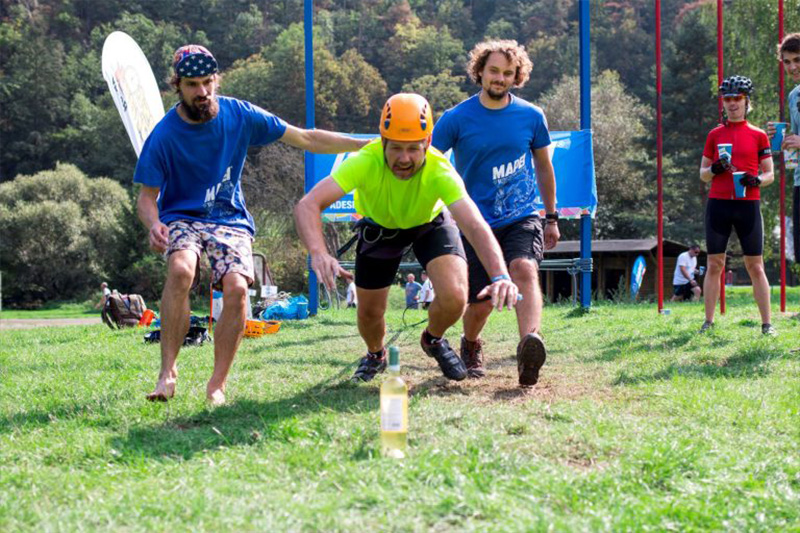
[280,125,369,154]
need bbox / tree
[402,72,467,119]
[0,163,129,304]
[540,71,653,239]
[380,18,464,92]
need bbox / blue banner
[309,130,597,221]
[630,255,647,298]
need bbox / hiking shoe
[460,336,486,378]
[699,321,714,334]
[517,333,547,387]
[762,323,777,336]
[420,334,467,381]
[351,353,387,382]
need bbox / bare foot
[207,388,226,406]
[146,379,176,402]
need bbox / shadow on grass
[0,402,94,435]
[109,375,376,460]
[595,331,701,362]
[613,344,790,385]
[248,332,362,352]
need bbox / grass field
[1,288,799,531]
[0,301,99,319]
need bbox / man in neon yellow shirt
[295,93,519,382]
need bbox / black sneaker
[699,321,714,334]
[460,336,486,378]
[761,323,777,336]
[517,333,546,387]
[420,333,467,381]
[351,354,387,382]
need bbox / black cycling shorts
[705,198,763,256]
[354,212,466,290]
[462,215,544,303]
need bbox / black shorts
[354,213,466,290]
[673,282,694,300]
[462,216,544,303]
[705,198,763,256]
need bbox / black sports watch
[545,212,559,223]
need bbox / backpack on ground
[102,293,146,329]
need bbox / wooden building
[541,239,705,302]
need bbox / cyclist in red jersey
[699,75,776,335]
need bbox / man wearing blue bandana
[134,44,367,405]
[433,40,559,387]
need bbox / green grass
[0,301,99,319]
[1,288,799,531]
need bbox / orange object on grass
[244,319,281,338]
[138,309,155,327]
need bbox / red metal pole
[656,0,664,313]
[717,0,724,122]
[779,0,786,312]
[718,0,726,315]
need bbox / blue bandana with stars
[173,45,219,78]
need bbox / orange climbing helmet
[379,93,433,142]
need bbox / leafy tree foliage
[0,164,129,303]
[541,71,652,239]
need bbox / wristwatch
[545,212,559,224]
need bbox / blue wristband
[491,274,510,282]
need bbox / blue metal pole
[304,0,319,315]
[579,0,592,308]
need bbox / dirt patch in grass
[404,352,613,405]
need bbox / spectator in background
[95,282,111,309]
[767,34,800,272]
[671,244,702,302]
[698,75,775,335]
[419,271,435,309]
[346,280,358,308]
[405,273,423,310]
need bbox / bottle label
[380,394,408,432]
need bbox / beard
[179,91,219,122]
[485,84,510,100]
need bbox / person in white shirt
[419,271,435,309]
[346,281,358,308]
[95,282,112,309]
[671,244,702,302]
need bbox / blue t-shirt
[405,282,422,306]
[432,93,552,228]
[789,84,800,186]
[133,96,288,235]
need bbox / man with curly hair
[432,39,559,387]
[135,44,367,405]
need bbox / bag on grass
[143,326,210,346]
[102,293,146,329]
[260,295,309,320]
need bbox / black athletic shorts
[462,215,544,303]
[354,212,466,290]
[705,198,763,256]
[673,282,694,300]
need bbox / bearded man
[134,44,366,405]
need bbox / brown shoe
[460,336,485,378]
[517,333,546,387]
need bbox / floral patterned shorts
[167,220,254,290]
